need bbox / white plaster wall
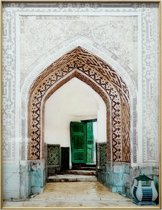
[44,78,106,146]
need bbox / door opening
[70,120,96,168]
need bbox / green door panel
[86,122,94,163]
[70,122,87,164]
[70,121,94,164]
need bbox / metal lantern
[131,174,158,205]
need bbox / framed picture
[1,0,161,209]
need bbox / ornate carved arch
[28,46,130,162]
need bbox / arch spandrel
[28,46,130,163]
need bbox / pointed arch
[28,46,130,162]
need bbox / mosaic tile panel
[46,144,61,176]
[96,143,107,169]
[47,144,60,166]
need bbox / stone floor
[4,181,137,207]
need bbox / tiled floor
[4,181,136,207]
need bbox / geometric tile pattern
[47,144,61,166]
[96,143,107,169]
[28,47,130,162]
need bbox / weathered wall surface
[2,3,159,200]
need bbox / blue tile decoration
[29,161,45,195]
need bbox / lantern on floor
[131,174,158,205]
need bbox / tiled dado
[98,162,159,196]
[29,160,46,195]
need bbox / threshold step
[61,170,96,176]
[72,166,96,170]
[47,174,97,182]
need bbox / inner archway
[28,46,130,195]
[28,46,130,162]
[44,78,107,171]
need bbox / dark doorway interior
[61,147,69,171]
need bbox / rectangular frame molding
[0,0,161,210]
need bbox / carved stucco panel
[20,15,138,86]
[2,3,159,164]
[2,9,16,160]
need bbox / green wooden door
[86,122,94,163]
[70,122,87,164]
